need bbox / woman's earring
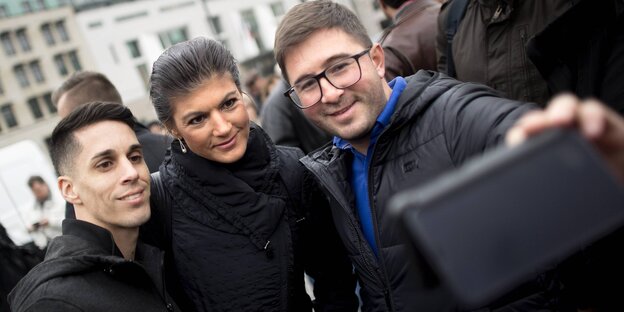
[178,138,187,154]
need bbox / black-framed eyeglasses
[284,48,371,109]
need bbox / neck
[110,227,138,260]
[74,207,139,260]
[351,138,371,155]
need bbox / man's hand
[506,94,624,182]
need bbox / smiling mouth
[119,190,143,201]
[215,133,237,147]
[329,103,354,116]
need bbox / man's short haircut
[50,102,136,176]
[51,71,123,109]
[27,175,45,188]
[380,0,407,9]
[274,0,373,83]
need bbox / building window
[158,27,188,49]
[68,50,82,71]
[209,16,222,34]
[14,64,30,87]
[53,54,68,76]
[21,1,32,13]
[29,61,45,83]
[27,97,43,119]
[136,64,149,90]
[36,0,46,10]
[0,5,8,18]
[41,23,55,45]
[126,40,141,58]
[16,28,31,52]
[55,20,69,42]
[42,92,56,113]
[270,2,285,17]
[241,9,265,51]
[1,104,18,128]
[1,32,15,55]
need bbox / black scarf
[166,125,287,253]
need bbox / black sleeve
[440,81,538,165]
[301,171,359,312]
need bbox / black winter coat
[527,0,624,114]
[144,124,358,312]
[301,71,540,311]
[8,219,179,312]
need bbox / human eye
[96,160,114,171]
[129,151,143,164]
[187,114,206,125]
[327,59,353,76]
[221,98,239,111]
[295,79,317,93]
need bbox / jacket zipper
[305,164,379,282]
[367,135,396,312]
[519,27,532,101]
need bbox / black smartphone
[389,129,624,307]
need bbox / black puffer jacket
[8,219,179,312]
[301,71,540,311]
[146,124,357,312]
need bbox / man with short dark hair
[274,1,545,310]
[53,71,171,219]
[53,71,171,173]
[8,102,179,312]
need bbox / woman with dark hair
[145,37,357,312]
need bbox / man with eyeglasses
[274,1,546,311]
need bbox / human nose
[120,158,139,184]
[211,111,231,136]
[318,77,343,104]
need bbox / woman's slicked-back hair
[149,37,240,128]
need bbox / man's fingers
[544,93,578,126]
[578,100,607,140]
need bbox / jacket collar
[61,219,124,258]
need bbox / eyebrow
[293,52,352,85]
[128,144,143,154]
[90,143,143,163]
[180,90,239,122]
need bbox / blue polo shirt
[334,77,407,256]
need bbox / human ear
[58,176,82,205]
[370,43,386,79]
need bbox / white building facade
[0,5,95,153]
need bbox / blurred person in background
[147,120,168,136]
[436,0,572,106]
[24,176,63,249]
[377,0,441,81]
